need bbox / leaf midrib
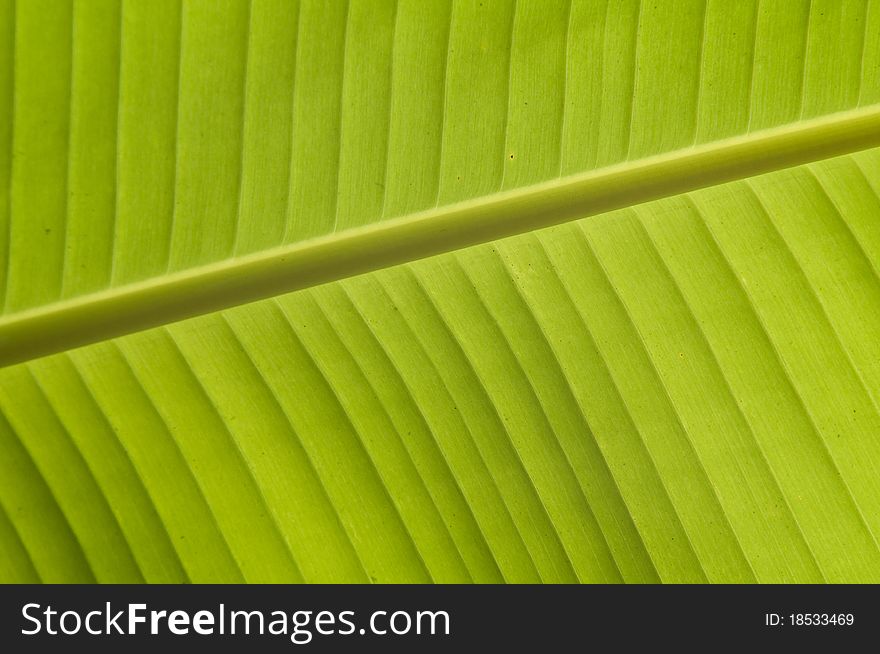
[3,103,880,368]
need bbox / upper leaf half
[2,0,879,332]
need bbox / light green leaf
[2,0,880,583]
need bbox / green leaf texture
[2,0,880,583]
